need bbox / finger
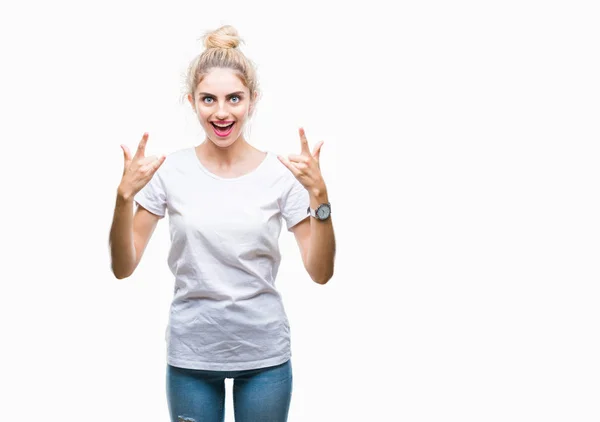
[277,155,301,177]
[293,161,308,171]
[140,155,161,166]
[121,145,132,176]
[151,155,166,172]
[140,155,165,173]
[287,154,309,164]
[134,132,149,159]
[120,144,132,164]
[312,141,324,161]
[299,127,310,155]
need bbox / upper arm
[132,204,162,269]
[291,217,311,270]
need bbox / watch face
[317,204,331,219]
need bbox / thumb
[121,145,132,173]
[312,141,324,162]
[121,144,131,163]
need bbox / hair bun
[203,25,241,49]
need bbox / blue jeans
[166,359,293,422]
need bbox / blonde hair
[181,25,259,106]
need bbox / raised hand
[118,133,166,200]
[277,127,326,196]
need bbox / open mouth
[211,122,235,137]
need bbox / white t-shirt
[134,147,309,371]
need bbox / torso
[135,147,309,371]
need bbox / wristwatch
[307,203,331,221]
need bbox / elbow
[114,272,131,280]
[113,270,132,280]
[111,263,134,280]
[312,269,334,285]
[305,255,335,285]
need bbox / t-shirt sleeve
[281,174,310,231]
[134,171,167,217]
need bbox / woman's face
[188,67,255,149]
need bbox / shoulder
[263,150,295,182]
[261,151,308,207]
[156,147,195,176]
[257,151,301,197]
[164,147,194,166]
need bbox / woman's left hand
[278,128,327,196]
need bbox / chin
[208,133,242,148]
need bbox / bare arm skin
[280,128,336,285]
[291,190,336,285]
[109,197,161,279]
[108,133,166,279]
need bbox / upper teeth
[214,123,232,127]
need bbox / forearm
[109,191,136,279]
[306,189,336,284]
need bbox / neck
[199,135,254,166]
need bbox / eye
[230,96,240,104]
[201,96,214,104]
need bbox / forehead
[196,67,248,95]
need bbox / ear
[249,91,259,116]
[187,93,196,111]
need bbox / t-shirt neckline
[191,147,271,182]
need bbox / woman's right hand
[117,133,166,200]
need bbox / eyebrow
[197,91,245,97]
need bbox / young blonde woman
[109,25,336,422]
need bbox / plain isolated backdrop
[1,0,599,421]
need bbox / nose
[214,101,230,119]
